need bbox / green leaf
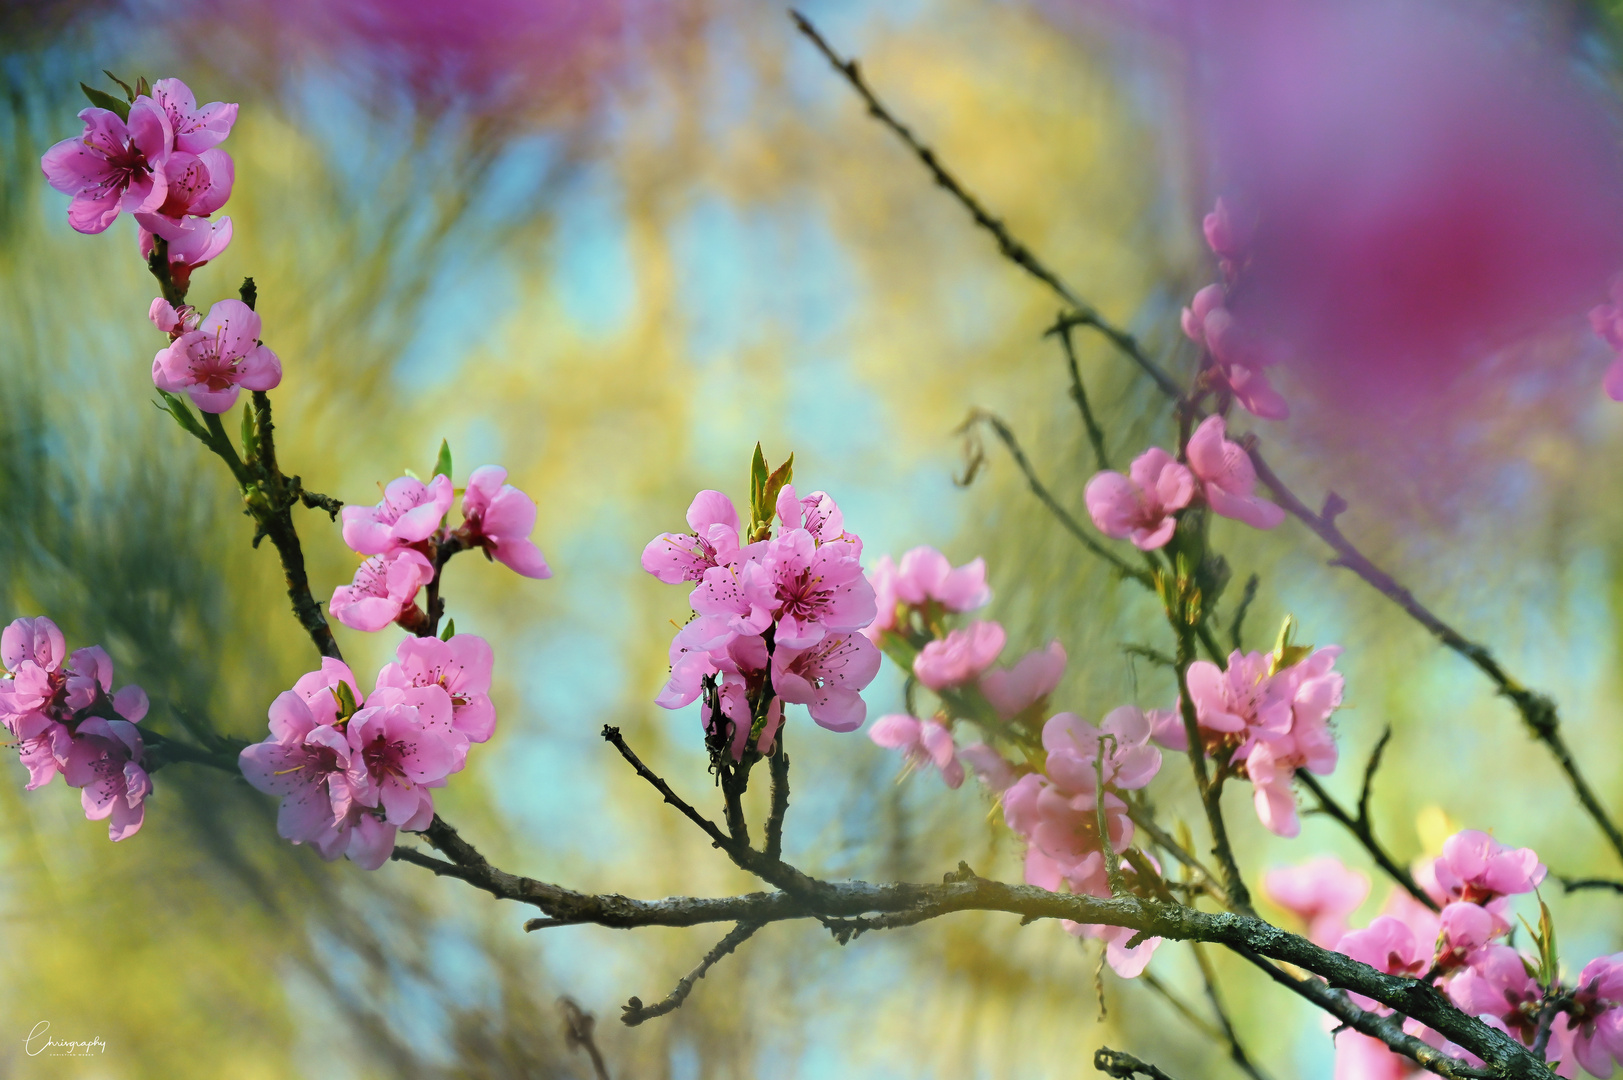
[432,439,453,481]
[134,76,150,98]
[761,453,795,526]
[1269,615,1313,675]
[155,391,210,443]
[101,70,135,100]
[402,467,422,482]
[1538,898,1559,988]
[80,82,129,121]
[332,680,359,721]
[749,442,768,521]
[240,402,259,461]
[439,618,457,641]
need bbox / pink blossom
[1181,285,1290,421]
[341,474,454,556]
[1565,954,1623,1078]
[134,148,233,235]
[149,297,199,336]
[642,490,741,584]
[1333,1030,1422,1080]
[1433,830,1546,905]
[1203,197,1252,277]
[1022,842,1159,978]
[460,465,552,578]
[151,298,281,413]
[1193,0,1623,408]
[775,484,851,546]
[329,548,435,633]
[1590,279,1623,402]
[1262,856,1370,948]
[893,546,990,611]
[1186,415,1285,530]
[1085,448,1195,550]
[743,531,874,649]
[861,555,900,642]
[1042,707,1163,795]
[979,640,1066,719]
[1185,649,1292,747]
[63,716,150,841]
[1146,703,1188,751]
[1446,943,1537,1024]
[139,214,234,287]
[40,100,172,234]
[1337,916,1429,1010]
[239,689,356,848]
[869,714,963,788]
[291,658,364,725]
[148,78,237,154]
[1,618,147,794]
[771,632,881,732]
[1242,648,1342,837]
[959,742,1018,792]
[374,634,496,745]
[913,620,1006,691]
[1434,902,1498,973]
[344,697,458,825]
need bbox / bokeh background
[7,0,1623,1076]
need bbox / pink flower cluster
[150,298,281,413]
[1269,836,1623,1078]
[238,634,496,869]
[1153,642,1343,838]
[644,486,880,759]
[1084,415,1284,551]
[1181,199,1290,420]
[1004,708,1164,977]
[862,545,1062,792]
[863,546,990,644]
[41,79,237,285]
[332,466,550,633]
[0,616,152,840]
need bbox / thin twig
[621,922,761,1026]
[1248,448,1623,870]
[560,997,611,1080]
[1191,941,1272,1080]
[600,726,737,854]
[1557,877,1623,894]
[1094,1048,1180,1080]
[1228,573,1260,653]
[1048,315,1112,471]
[764,731,790,864]
[958,410,1153,586]
[1139,970,1225,1042]
[1297,770,1436,913]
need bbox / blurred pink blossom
[1084,447,1194,550]
[1262,856,1369,948]
[979,640,1066,719]
[912,620,1006,691]
[869,714,963,789]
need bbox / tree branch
[620,921,761,1026]
[394,812,1541,1077]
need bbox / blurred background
[6,0,1623,1076]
